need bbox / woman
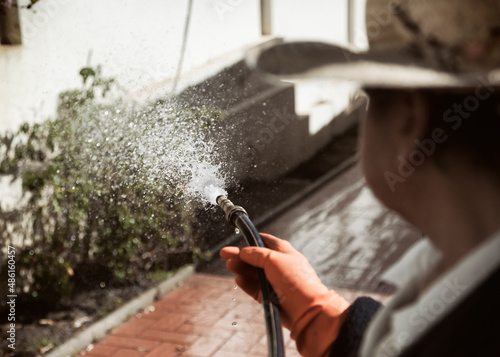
[221,0,500,356]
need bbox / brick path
[75,274,303,357]
[75,273,389,357]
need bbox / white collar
[380,238,442,288]
[361,230,500,357]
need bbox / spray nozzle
[216,195,248,227]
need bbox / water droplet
[232,298,236,302]
[234,228,240,234]
[233,285,238,290]
[100,282,106,288]
[232,321,238,326]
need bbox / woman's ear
[397,90,431,154]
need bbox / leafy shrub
[0,66,221,314]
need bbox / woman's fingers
[220,246,261,302]
[235,275,261,302]
[239,246,273,269]
[220,246,240,259]
[226,257,259,278]
[260,233,294,253]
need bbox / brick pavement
[76,273,389,357]
[75,274,298,357]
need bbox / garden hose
[216,195,285,357]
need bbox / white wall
[0,0,366,133]
[0,0,261,132]
[272,0,349,44]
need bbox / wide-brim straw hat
[247,0,500,88]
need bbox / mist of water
[71,99,230,207]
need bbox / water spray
[216,195,285,357]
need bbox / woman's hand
[220,233,350,357]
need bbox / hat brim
[246,39,500,89]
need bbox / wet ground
[203,164,421,295]
[260,165,421,293]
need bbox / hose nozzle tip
[216,195,247,226]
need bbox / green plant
[147,269,174,283]
[0,66,222,314]
[192,247,213,265]
[97,297,123,318]
[34,338,54,349]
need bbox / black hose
[233,212,285,357]
[216,196,285,357]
